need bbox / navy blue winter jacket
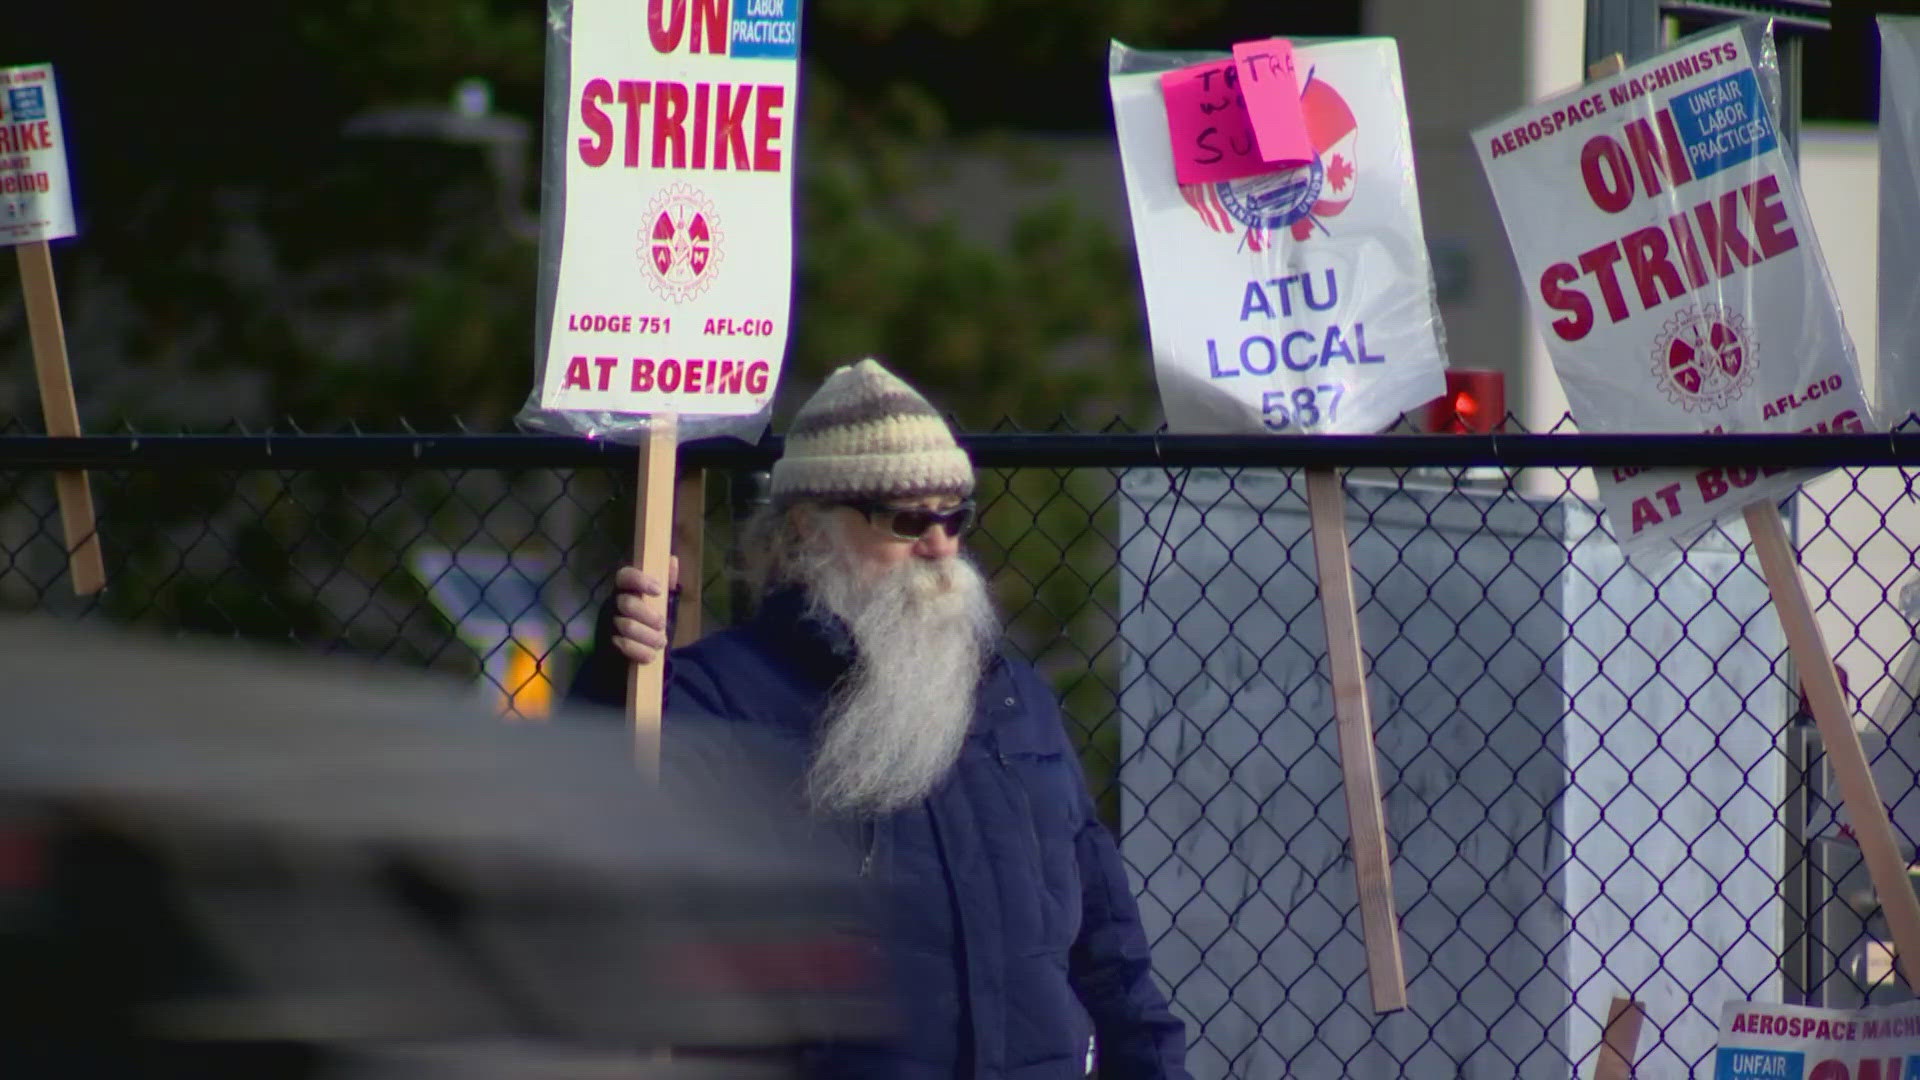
[568,587,1191,1080]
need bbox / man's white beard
[795,537,999,817]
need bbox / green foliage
[4,0,1249,803]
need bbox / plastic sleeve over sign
[1473,19,1873,553]
[1878,15,1920,429]
[1108,38,1450,437]
[514,0,774,448]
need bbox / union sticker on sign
[1474,25,1871,551]
[535,0,801,418]
[1110,38,1448,437]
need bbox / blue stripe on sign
[1667,69,1777,182]
[1712,1047,1802,1079]
[730,0,801,59]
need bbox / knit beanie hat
[770,358,975,506]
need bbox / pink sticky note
[1159,60,1270,186]
[1232,39,1313,167]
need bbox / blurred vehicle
[0,616,888,1078]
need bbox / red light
[1421,370,1506,434]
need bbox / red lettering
[747,361,772,395]
[659,358,683,392]
[1655,482,1682,516]
[1631,496,1663,532]
[631,358,656,392]
[719,359,744,393]
[1623,110,1693,197]
[1732,1013,1748,1034]
[753,86,786,172]
[1693,191,1758,277]
[620,80,651,167]
[1667,212,1710,290]
[691,83,711,168]
[686,357,707,393]
[649,0,687,53]
[1622,226,1686,310]
[594,355,619,391]
[1861,1058,1903,1080]
[692,0,728,53]
[714,85,753,170]
[1489,136,1507,159]
[578,79,614,166]
[1746,175,1799,260]
[654,83,689,168]
[1697,467,1728,503]
[1541,263,1594,342]
[1580,134,1635,213]
[563,356,592,391]
[1809,1060,1846,1080]
[1577,241,1631,324]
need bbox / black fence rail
[7,424,1920,1077]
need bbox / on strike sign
[0,63,76,247]
[1475,26,1871,550]
[1715,998,1920,1079]
[538,0,801,416]
[1111,38,1448,436]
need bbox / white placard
[1713,999,1920,1079]
[538,0,800,416]
[0,63,77,247]
[1110,38,1449,436]
[1475,27,1871,551]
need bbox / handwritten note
[1160,61,1268,186]
[1233,39,1312,167]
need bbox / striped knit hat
[771,359,974,506]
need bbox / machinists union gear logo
[1652,303,1754,412]
[637,184,722,303]
[1180,73,1359,251]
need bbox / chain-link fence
[6,422,1920,1076]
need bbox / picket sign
[1571,52,1920,993]
[1304,467,1407,1012]
[533,0,802,758]
[1591,994,1645,1080]
[1111,36,1441,1013]
[3,63,102,595]
[17,241,103,595]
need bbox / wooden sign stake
[17,240,104,595]
[1745,501,1920,990]
[1304,466,1407,1013]
[627,413,678,778]
[1591,996,1644,1080]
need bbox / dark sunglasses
[845,499,977,541]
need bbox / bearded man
[566,359,1191,1080]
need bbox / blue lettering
[1281,330,1317,371]
[1356,322,1386,364]
[1207,339,1238,378]
[1240,281,1274,321]
[1319,324,1355,367]
[1301,269,1337,312]
[1267,275,1299,317]
[1241,336,1278,375]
